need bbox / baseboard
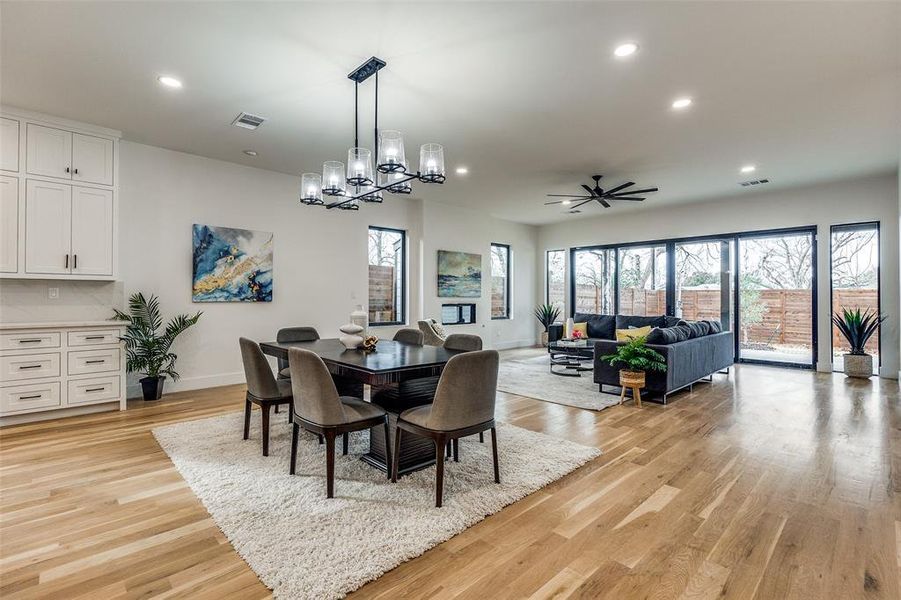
[0,401,120,427]
[127,371,245,399]
[493,338,539,351]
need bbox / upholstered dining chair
[239,337,293,456]
[393,328,424,345]
[391,349,500,507]
[288,347,392,498]
[276,327,320,379]
[443,333,483,352]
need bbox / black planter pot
[140,376,166,401]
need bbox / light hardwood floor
[1,362,898,599]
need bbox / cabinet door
[25,180,71,274]
[26,124,72,180]
[0,176,18,273]
[72,134,113,186]
[1,118,19,172]
[71,186,112,276]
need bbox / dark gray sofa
[550,313,733,404]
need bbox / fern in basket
[601,336,667,374]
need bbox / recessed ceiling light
[243,150,258,157]
[455,166,468,175]
[671,97,692,109]
[740,164,756,173]
[614,43,639,58]
[157,75,182,89]
[561,200,572,205]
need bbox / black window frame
[367,225,407,327]
[490,242,511,320]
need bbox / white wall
[113,142,537,395]
[537,173,900,378]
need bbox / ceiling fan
[545,175,658,211]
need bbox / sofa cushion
[685,321,711,338]
[615,325,652,342]
[574,313,616,340]
[647,324,691,345]
[702,320,723,333]
[664,316,688,328]
[616,315,667,330]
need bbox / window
[490,243,510,319]
[546,250,565,314]
[831,223,880,373]
[617,245,667,316]
[572,248,615,314]
[368,226,405,325]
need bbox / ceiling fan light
[377,130,406,173]
[418,143,446,183]
[346,147,373,186]
[300,173,324,205]
[322,161,346,196]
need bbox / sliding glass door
[674,240,732,330]
[736,230,815,366]
[831,223,880,373]
[573,248,615,314]
[617,245,666,316]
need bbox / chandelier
[300,56,446,210]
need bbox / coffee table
[548,340,595,377]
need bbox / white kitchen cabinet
[71,186,113,275]
[0,176,17,272]
[0,118,19,172]
[26,123,72,180]
[25,179,71,275]
[72,133,113,185]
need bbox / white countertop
[0,320,126,330]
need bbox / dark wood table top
[259,338,462,385]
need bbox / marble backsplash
[0,280,125,323]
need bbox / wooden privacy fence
[368,265,396,322]
[571,284,879,350]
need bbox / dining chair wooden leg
[479,432,484,443]
[274,404,279,414]
[391,427,402,483]
[382,418,392,480]
[435,435,446,508]
[261,403,271,457]
[325,430,336,499]
[446,440,452,458]
[243,398,252,440]
[318,434,324,445]
[452,438,459,463]
[490,426,500,484]
[342,432,349,456]
[289,423,299,475]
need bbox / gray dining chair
[391,349,500,507]
[288,347,392,497]
[393,328,424,345]
[239,337,293,456]
[276,327,320,379]
[444,333,483,352]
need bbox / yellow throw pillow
[616,325,651,342]
[571,322,588,338]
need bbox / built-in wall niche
[442,303,476,325]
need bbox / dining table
[259,338,464,475]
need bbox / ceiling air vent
[739,178,770,187]
[232,112,267,130]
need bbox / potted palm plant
[601,336,667,398]
[113,293,202,400]
[534,303,561,346]
[832,307,885,378]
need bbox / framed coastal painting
[192,224,273,302]
[437,250,482,298]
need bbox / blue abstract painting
[192,224,273,302]
[437,250,482,298]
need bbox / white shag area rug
[497,355,621,411]
[153,412,600,599]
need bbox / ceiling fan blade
[546,194,593,198]
[598,197,611,208]
[581,184,597,197]
[612,187,657,196]
[570,198,595,210]
[604,181,635,195]
[610,197,645,201]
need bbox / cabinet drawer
[0,331,61,351]
[68,348,120,375]
[1,381,61,414]
[67,376,120,406]
[68,329,120,347]
[0,353,60,382]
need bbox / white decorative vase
[843,353,873,378]
[339,323,364,349]
[564,317,575,339]
[351,305,368,337]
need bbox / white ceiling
[2,1,899,225]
